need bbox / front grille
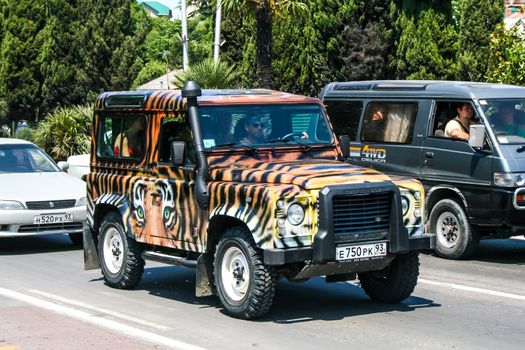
[18,222,83,233]
[333,193,391,241]
[26,200,76,210]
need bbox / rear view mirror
[469,125,485,149]
[57,161,69,172]
[170,141,186,166]
[339,135,350,158]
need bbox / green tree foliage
[34,105,93,160]
[0,1,46,120]
[395,9,459,80]
[457,0,505,81]
[141,16,181,68]
[222,0,308,88]
[14,127,35,142]
[486,23,525,85]
[172,59,240,89]
[132,60,167,88]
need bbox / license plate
[336,242,387,261]
[33,213,73,225]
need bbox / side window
[362,102,418,144]
[159,116,196,165]
[431,101,478,139]
[324,100,363,141]
[97,115,147,160]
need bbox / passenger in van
[114,118,146,157]
[490,102,525,136]
[444,103,476,141]
[362,104,387,141]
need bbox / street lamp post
[213,0,222,63]
[181,0,189,71]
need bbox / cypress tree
[0,0,46,120]
[457,0,505,81]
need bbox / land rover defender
[83,82,434,319]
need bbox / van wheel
[358,252,419,302]
[429,199,479,259]
[214,226,276,319]
[98,212,145,289]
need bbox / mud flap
[195,253,215,297]
[83,224,100,270]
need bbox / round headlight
[401,196,409,216]
[287,203,305,226]
[515,174,525,187]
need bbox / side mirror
[170,141,186,166]
[57,161,69,172]
[339,135,350,158]
[469,124,485,149]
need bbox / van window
[431,101,477,139]
[97,115,146,160]
[362,102,417,143]
[324,100,362,141]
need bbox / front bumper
[264,182,436,266]
[0,206,87,237]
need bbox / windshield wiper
[212,141,257,153]
[266,138,292,144]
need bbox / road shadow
[134,265,439,323]
[470,237,525,265]
[0,234,81,255]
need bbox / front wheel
[98,212,145,289]
[429,199,479,259]
[214,226,276,319]
[358,252,419,303]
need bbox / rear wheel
[98,212,144,289]
[214,226,276,319]
[359,252,419,303]
[429,199,479,259]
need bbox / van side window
[324,100,362,141]
[97,115,146,159]
[362,102,417,143]
[159,116,196,165]
[432,101,476,138]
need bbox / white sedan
[0,138,86,245]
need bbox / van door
[420,100,494,218]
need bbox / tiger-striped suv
[84,81,435,319]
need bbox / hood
[209,159,391,190]
[0,172,86,203]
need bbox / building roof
[139,1,171,16]
[136,69,182,90]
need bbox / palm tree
[172,59,240,89]
[222,0,308,88]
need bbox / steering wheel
[281,132,306,140]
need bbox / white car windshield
[480,99,525,144]
[0,145,59,173]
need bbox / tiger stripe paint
[87,89,426,256]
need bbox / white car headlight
[287,203,305,226]
[401,196,409,216]
[76,197,87,207]
[0,200,25,210]
[494,172,525,187]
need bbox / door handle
[425,152,434,158]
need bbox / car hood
[209,159,391,190]
[0,172,86,203]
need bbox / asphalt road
[1,234,524,350]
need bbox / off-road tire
[214,226,276,319]
[429,199,480,260]
[358,252,419,303]
[98,212,144,289]
[68,232,83,246]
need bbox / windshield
[480,99,525,144]
[198,104,334,149]
[0,145,59,173]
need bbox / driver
[240,116,266,145]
